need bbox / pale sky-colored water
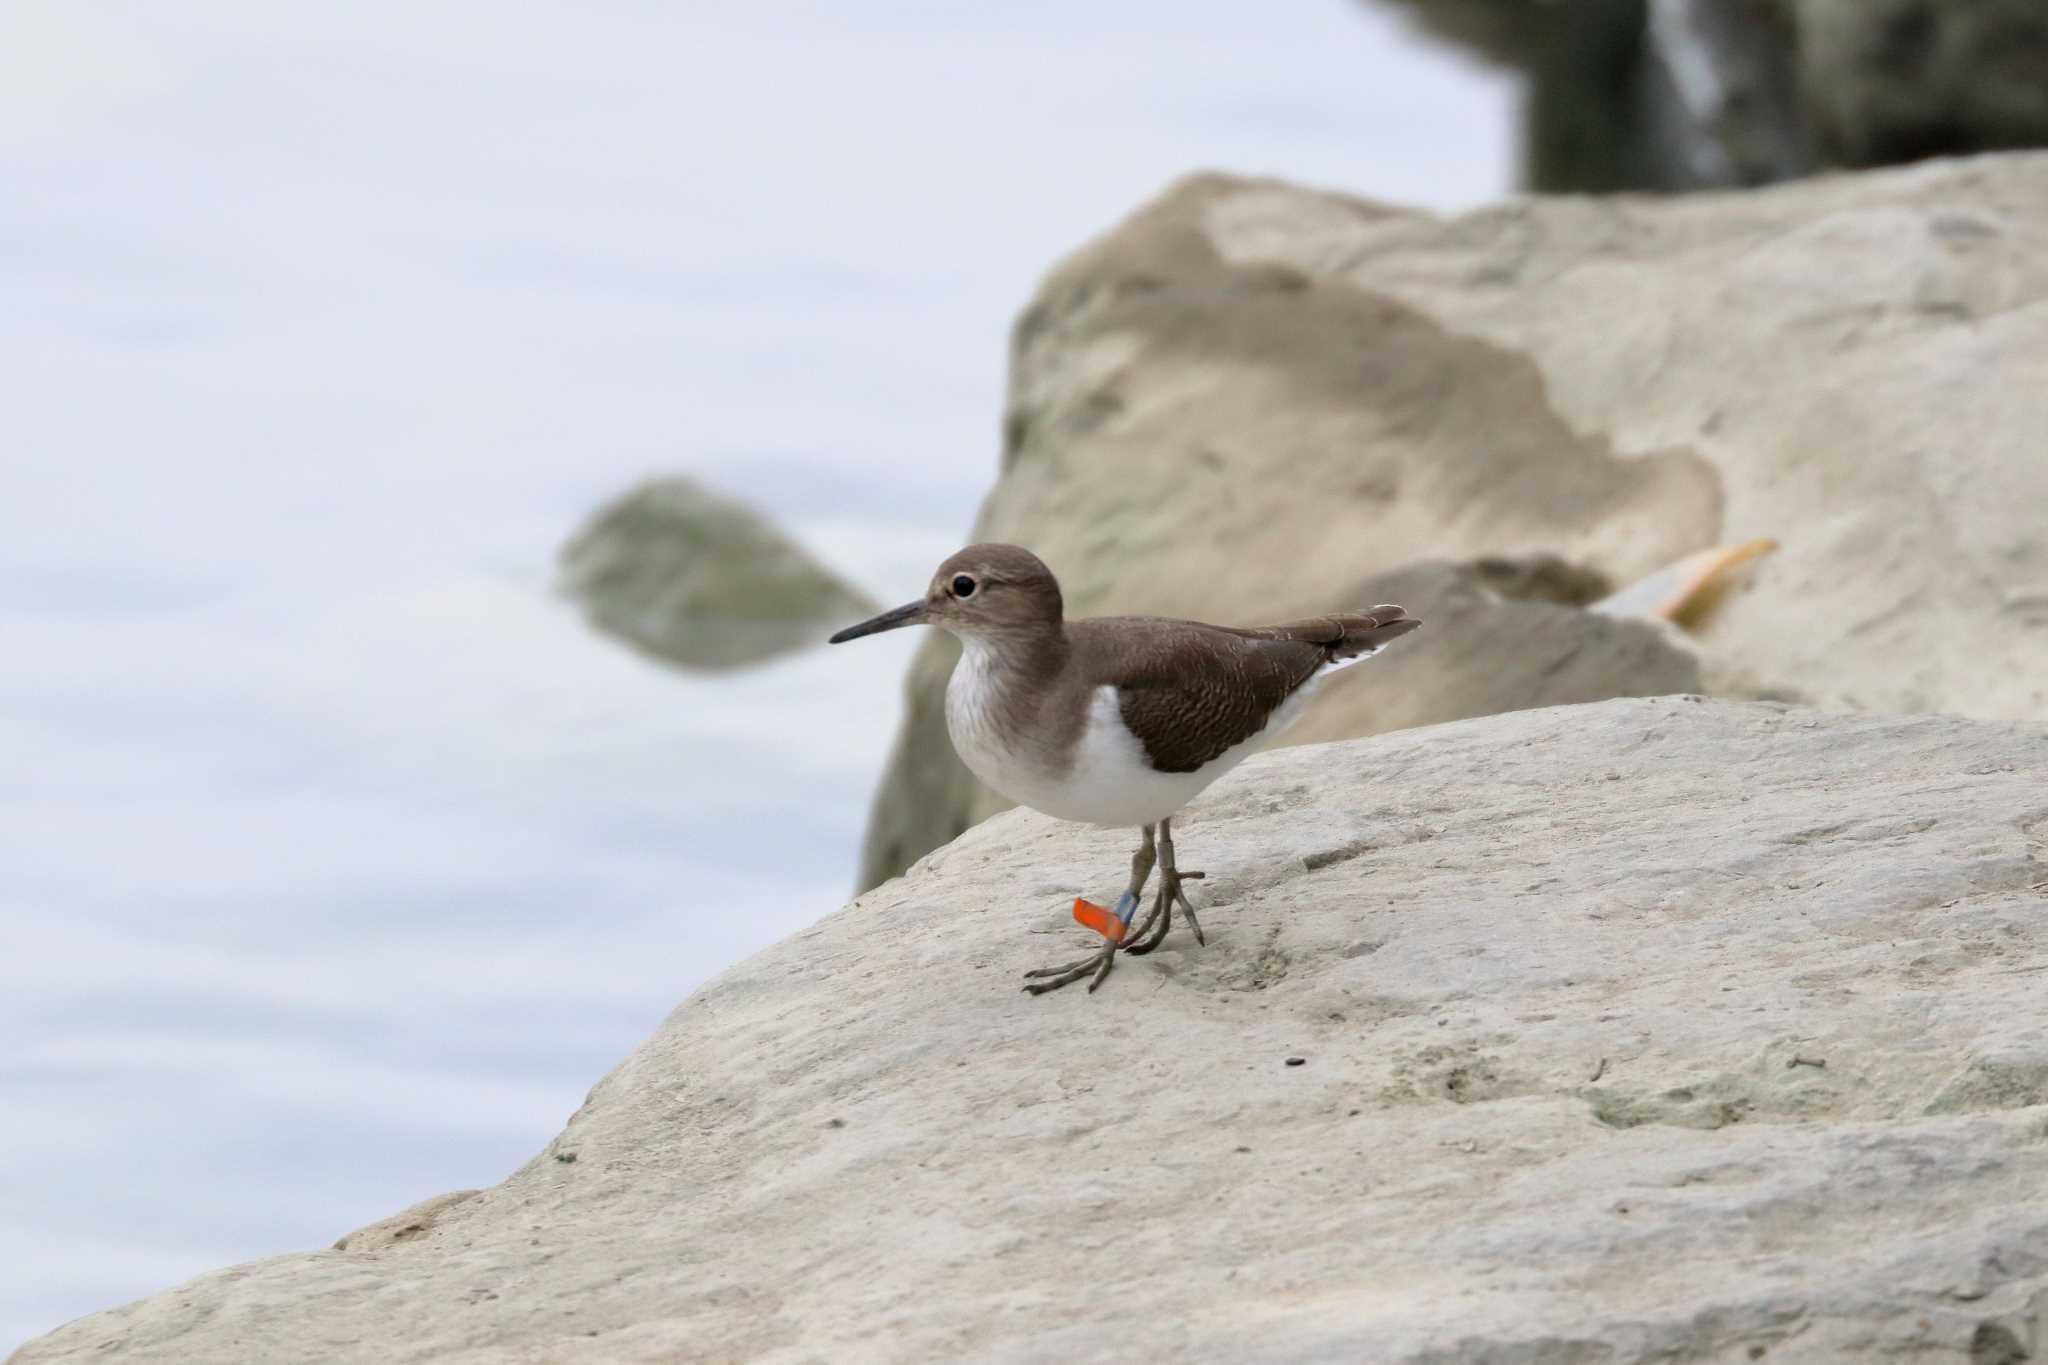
[1,2,1511,1346]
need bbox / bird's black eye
[951,574,977,598]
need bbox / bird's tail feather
[1326,604,1421,662]
[1234,604,1421,664]
[1242,604,1422,666]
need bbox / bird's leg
[1157,815,1206,946]
[1106,816,1206,956]
[1117,849,1175,957]
[1120,822,1158,928]
[1022,825,1157,994]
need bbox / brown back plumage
[834,541,1422,788]
[1071,606,1420,773]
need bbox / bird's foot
[1021,940,1119,994]
[1025,872,1210,992]
[1125,867,1205,953]
[1022,891,1154,994]
[1143,815,1207,949]
[1021,816,1211,995]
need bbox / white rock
[18,699,2048,1363]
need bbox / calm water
[0,1,1508,1344]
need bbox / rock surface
[18,699,2048,1364]
[558,476,876,672]
[857,153,2048,890]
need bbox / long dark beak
[829,600,927,644]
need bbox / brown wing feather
[1224,605,1421,661]
[1070,606,1419,774]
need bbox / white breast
[944,639,1029,798]
[945,641,1349,829]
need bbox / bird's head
[829,543,1064,645]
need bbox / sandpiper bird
[830,544,1419,994]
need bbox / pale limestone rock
[15,699,2048,1363]
[858,153,2048,889]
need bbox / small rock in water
[559,475,877,672]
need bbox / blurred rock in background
[855,152,2048,891]
[559,476,876,672]
[1368,0,2048,191]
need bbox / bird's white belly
[945,645,1327,828]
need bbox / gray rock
[17,699,2048,1362]
[1277,560,1710,756]
[1375,0,1801,193]
[1791,0,2048,168]
[1368,0,2048,192]
[857,153,2048,890]
[558,476,876,672]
